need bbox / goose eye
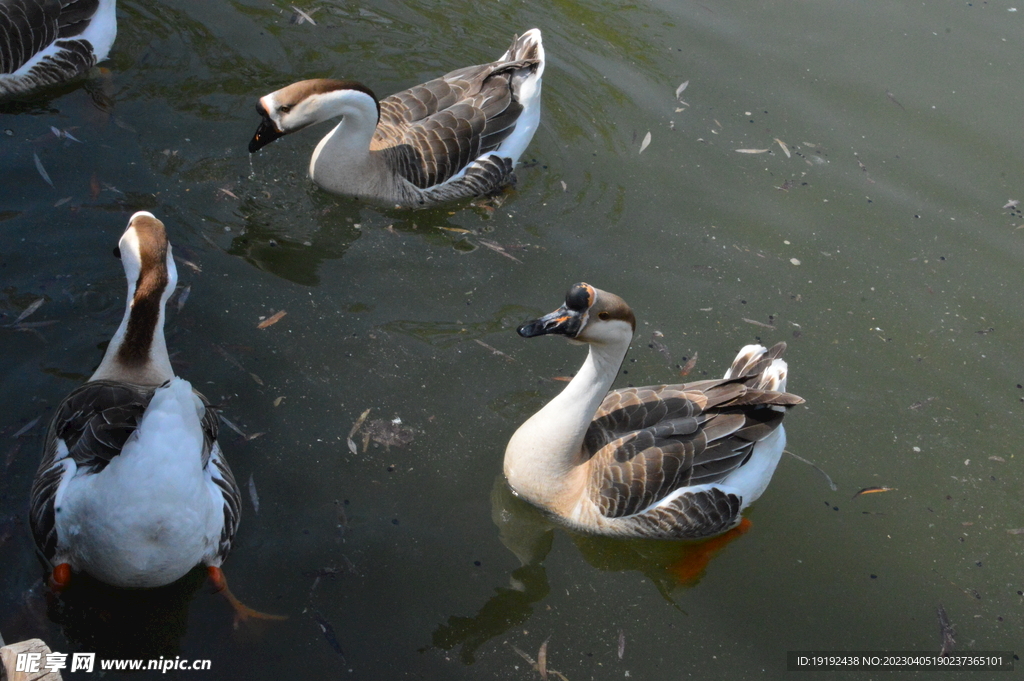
[598,311,610,320]
[279,104,292,113]
[113,246,121,259]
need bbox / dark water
[2,0,1022,679]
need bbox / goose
[0,0,117,98]
[248,28,544,208]
[505,283,805,540]
[28,211,241,591]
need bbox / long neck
[90,258,175,386]
[308,90,383,193]
[504,338,629,509]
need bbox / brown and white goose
[248,29,544,208]
[505,283,804,540]
[29,212,241,590]
[0,0,117,98]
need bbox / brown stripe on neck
[116,225,169,367]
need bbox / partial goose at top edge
[0,0,117,98]
[29,211,241,591]
[504,283,805,540]
[248,28,544,209]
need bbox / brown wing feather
[371,56,535,188]
[585,376,799,520]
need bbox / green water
[2,0,1022,679]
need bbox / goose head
[248,79,381,153]
[116,211,177,305]
[89,211,177,384]
[518,283,636,347]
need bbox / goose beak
[249,104,285,153]
[518,305,583,338]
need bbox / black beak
[249,104,285,153]
[517,305,583,339]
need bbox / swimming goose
[28,212,241,590]
[505,283,804,540]
[248,29,544,208]
[0,0,117,98]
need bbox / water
[2,0,1023,679]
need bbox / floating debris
[10,298,44,326]
[675,80,689,100]
[361,418,416,451]
[852,486,896,499]
[741,317,775,329]
[538,637,549,680]
[175,285,191,313]
[989,456,1006,463]
[219,414,247,439]
[250,372,264,386]
[617,629,626,659]
[735,148,769,154]
[639,131,651,154]
[347,408,371,454]
[648,331,672,363]
[1007,528,1024,535]
[885,90,906,111]
[474,338,514,361]
[257,310,287,329]
[476,239,522,264]
[1003,199,1019,209]
[174,254,202,273]
[679,352,698,377]
[12,416,41,438]
[248,473,259,514]
[218,187,240,200]
[311,610,345,658]
[774,138,791,158]
[560,180,567,192]
[937,604,955,656]
[909,397,936,410]
[290,5,318,25]
[273,396,285,407]
[33,153,54,187]
[785,450,837,491]
[507,641,568,681]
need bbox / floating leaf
[12,416,41,438]
[774,138,791,158]
[175,284,191,313]
[639,131,651,154]
[248,473,260,514]
[33,153,53,187]
[257,310,287,329]
[675,80,689,100]
[11,298,44,326]
[852,486,896,499]
[735,148,769,154]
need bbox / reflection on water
[433,477,753,663]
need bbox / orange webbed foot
[666,518,753,586]
[49,563,73,592]
[207,566,288,626]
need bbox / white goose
[505,283,804,540]
[29,212,241,590]
[0,0,117,98]
[248,29,544,208]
